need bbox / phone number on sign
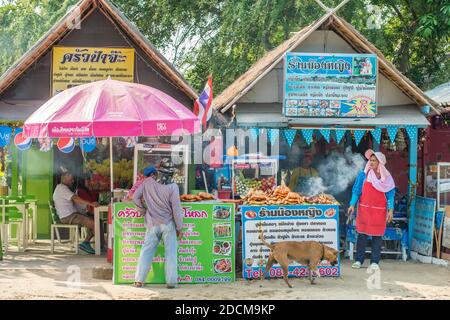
[246,267,339,278]
[190,277,233,283]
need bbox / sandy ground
[1,241,450,300]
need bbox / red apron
[356,180,387,236]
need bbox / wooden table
[94,205,109,255]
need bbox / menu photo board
[284,53,377,118]
[241,204,340,280]
[113,202,235,284]
[52,47,135,95]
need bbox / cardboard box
[442,206,450,261]
[441,252,450,262]
[443,207,450,249]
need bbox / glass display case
[227,154,279,198]
[133,143,189,194]
[425,162,450,211]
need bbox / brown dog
[259,233,339,288]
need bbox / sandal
[134,282,144,288]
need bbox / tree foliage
[0,0,449,94]
[0,0,79,73]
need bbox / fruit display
[113,159,133,189]
[234,173,276,195]
[85,158,133,190]
[260,176,276,192]
[242,182,339,205]
[172,171,185,185]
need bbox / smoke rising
[302,146,366,195]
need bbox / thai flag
[193,76,213,129]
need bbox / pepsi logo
[14,132,32,151]
[57,137,75,153]
[79,137,96,153]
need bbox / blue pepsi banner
[284,53,377,118]
[0,126,12,147]
[241,204,340,280]
[79,137,96,153]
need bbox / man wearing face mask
[133,166,183,289]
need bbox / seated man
[53,172,102,254]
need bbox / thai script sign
[52,47,134,95]
[411,196,436,257]
[284,53,377,118]
[241,204,340,279]
[114,202,235,284]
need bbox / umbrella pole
[110,137,114,196]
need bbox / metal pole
[408,127,418,256]
[110,137,114,195]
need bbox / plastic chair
[24,195,37,242]
[0,207,24,253]
[7,209,24,251]
[0,228,3,261]
[49,201,79,254]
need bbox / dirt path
[1,250,449,300]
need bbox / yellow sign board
[52,47,135,95]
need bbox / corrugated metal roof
[426,82,450,106]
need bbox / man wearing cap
[133,166,183,289]
[348,149,396,271]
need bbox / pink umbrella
[23,78,200,199]
[24,78,200,138]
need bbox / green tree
[0,0,78,73]
[1,0,449,94]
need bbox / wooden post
[408,126,418,255]
[373,140,380,152]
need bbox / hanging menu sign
[52,47,135,95]
[114,202,235,284]
[284,53,377,118]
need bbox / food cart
[241,204,340,279]
[218,154,285,198]
[240,186,340,279]
[133,143,189,194]
[113,201,236,284]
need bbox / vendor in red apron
[347,149,395,270]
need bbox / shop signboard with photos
[241,204,340,280]
[284,53,378,118]
[114,202,235,284]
